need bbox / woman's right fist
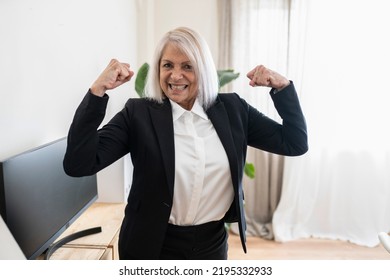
[90,59,134,97]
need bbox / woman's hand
[90,59,134,97]
[247,65,290,91]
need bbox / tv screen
[0,137,98,259]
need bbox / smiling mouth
[169,84,188,90]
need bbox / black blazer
[63,82,308,259]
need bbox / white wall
[0,0,138,203]
[0,0,138,158]
[0,216,26,259]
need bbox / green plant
[134,62,149,98]
[134,63,255,179]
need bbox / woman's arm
[245,65,308,156]
[247,82,308,156]
[63,59,134,177]
[63,91,132,177]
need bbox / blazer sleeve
[246,82,308,156]
[63,90,132,177]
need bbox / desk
[45,202,125,260]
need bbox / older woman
[64,27,308,260]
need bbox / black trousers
[159,220,228,260]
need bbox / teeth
[170,84,187,90]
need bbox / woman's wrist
[90,83,106,97]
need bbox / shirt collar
[169,98,209,121]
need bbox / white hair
[144,27,219,110]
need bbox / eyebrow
[160,59,191,65]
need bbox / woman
[63,27,308,259]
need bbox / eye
[183,64,193,71]
[161,62,172,69]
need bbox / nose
[171,68,183,80]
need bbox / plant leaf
[244,162,255,179]
[217,69,240,89]
[135,62,149,98]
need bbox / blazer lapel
[207,98,247,253]
[148,99,175,198]
[206,99,240,189]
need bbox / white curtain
[221,0,390,247]
[218,0,290,239]
[274,0,390,247]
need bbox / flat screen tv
[0,137,98,259]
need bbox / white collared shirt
[168,99,234,225]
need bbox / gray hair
[144,27,219,110]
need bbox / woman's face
[159,43,198,110]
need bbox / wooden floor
[227,232,390,260]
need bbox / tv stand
[38,203,125,260]
[44,226,102,260]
